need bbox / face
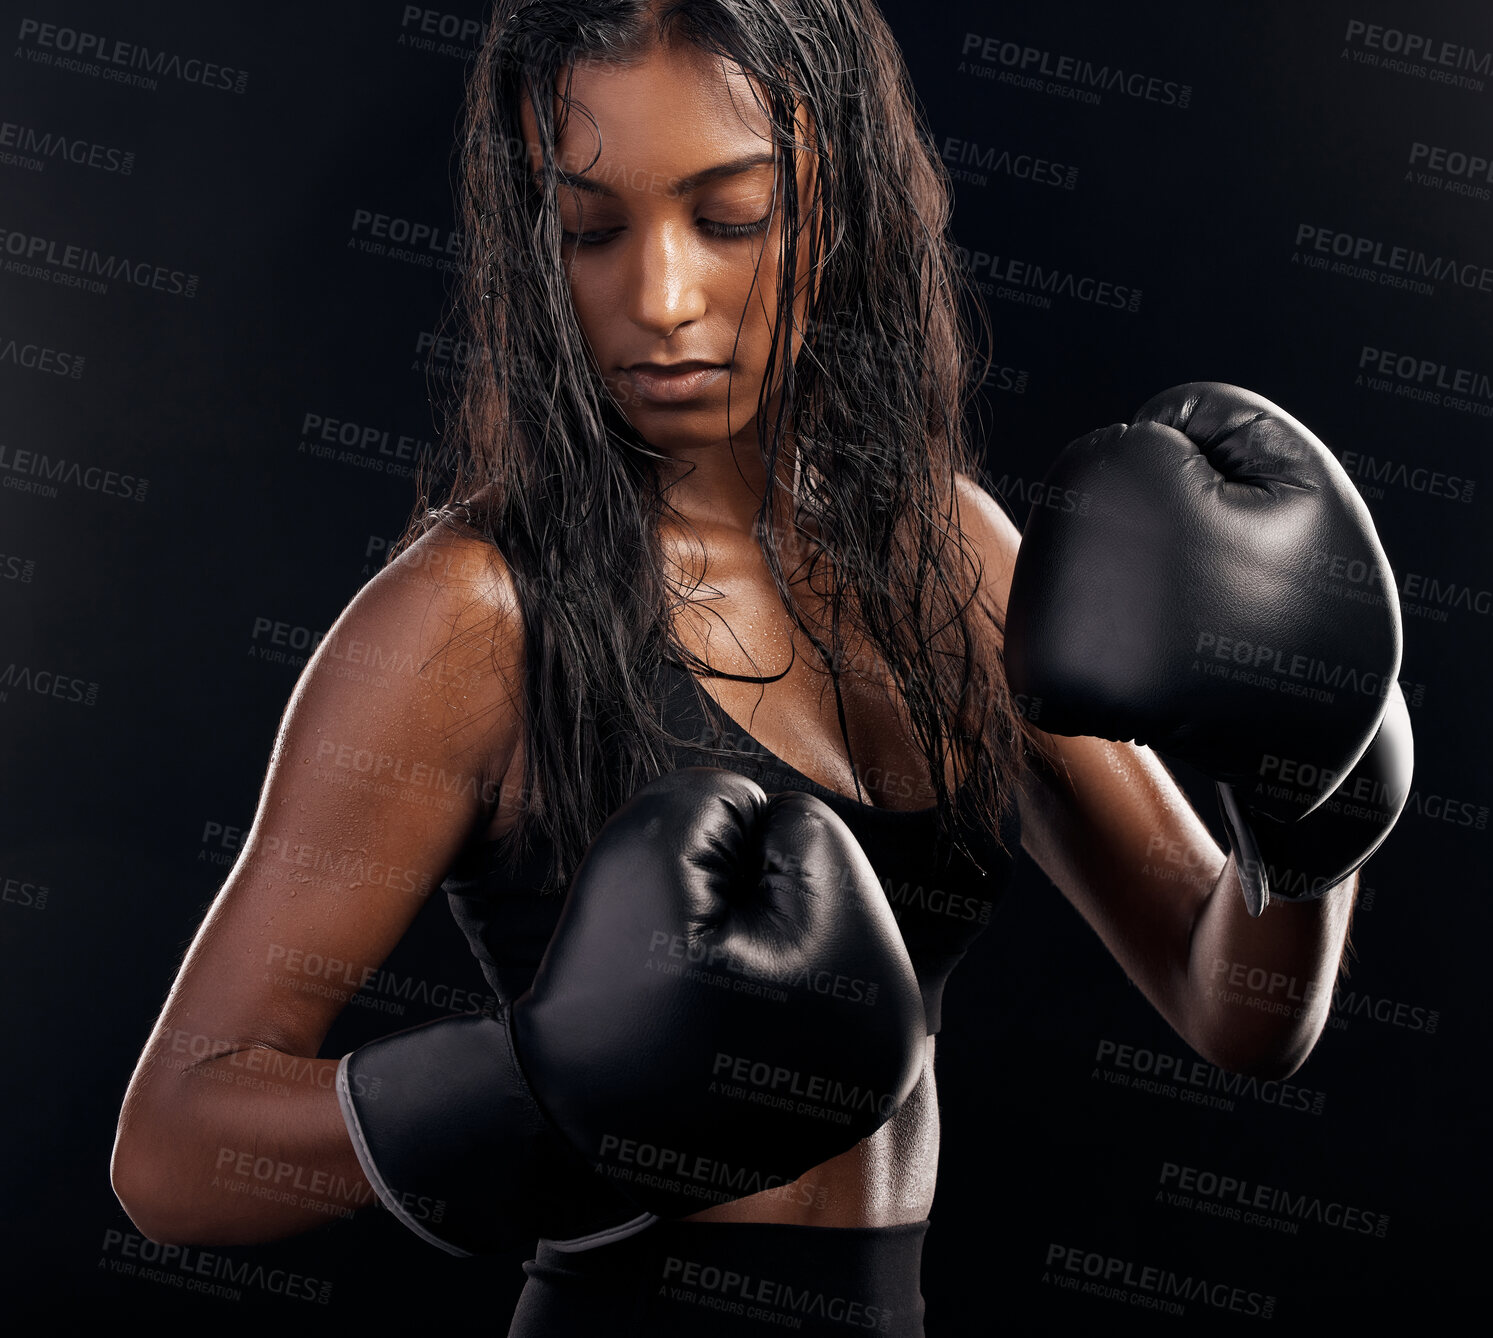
[521,39,819,456]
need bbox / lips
[620,361,728,404]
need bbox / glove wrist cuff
[338,1008,650,1254]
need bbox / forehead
[521,40,776,179]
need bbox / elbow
[111,1149,170,1245]
[111,1102,215,1247]
[111,1128,189,1246]
[1195,1023,1322,1083]
[1208,1049,1309,1083]
[1180,970,1329,1081]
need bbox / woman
[112,2,1376,1332]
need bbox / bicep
[153,530,524,1062]
[1015,734,1220,1027]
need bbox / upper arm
[953,471,1222,1034]
[147,526,526,1066]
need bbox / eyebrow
[555,151,777,198]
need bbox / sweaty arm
[954,473,1360,1079]
[110,527,524,1245]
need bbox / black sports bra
[443,659,1021,1034]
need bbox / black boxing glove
[337,766,926,1254]
[1006,382,1413,915]
[1217,680,1412,914]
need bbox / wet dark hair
[396,0,1033,889]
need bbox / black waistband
[509,1218,930,1337]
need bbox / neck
[653,414,800,538]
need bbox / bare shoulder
[328,518,527,784]
[366,517,522,653]
[952,469,1022,606]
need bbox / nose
[625,221,707,337]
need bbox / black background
[2,1,1487,1330]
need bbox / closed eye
[560,213,773,247]
[701,214,772,240]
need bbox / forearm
[113,1034,373,1245]
[1182,853,1358,1078]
